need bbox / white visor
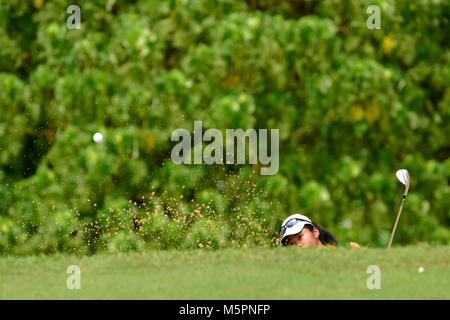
[279,214,313,245]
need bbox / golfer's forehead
[287,231,302,240]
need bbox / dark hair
[304,223,338,246]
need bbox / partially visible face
[284,227,323,247]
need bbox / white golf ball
[93,132,104,143]
[418,267,424,273]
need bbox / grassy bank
[0,245,449,299]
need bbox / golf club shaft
[387,196,406,249]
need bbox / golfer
[279,213,360,248]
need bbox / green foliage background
[0,0,448,255]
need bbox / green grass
[1,245,449,299]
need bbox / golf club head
[396,169,410,195]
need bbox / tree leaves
[0,0,448,255]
